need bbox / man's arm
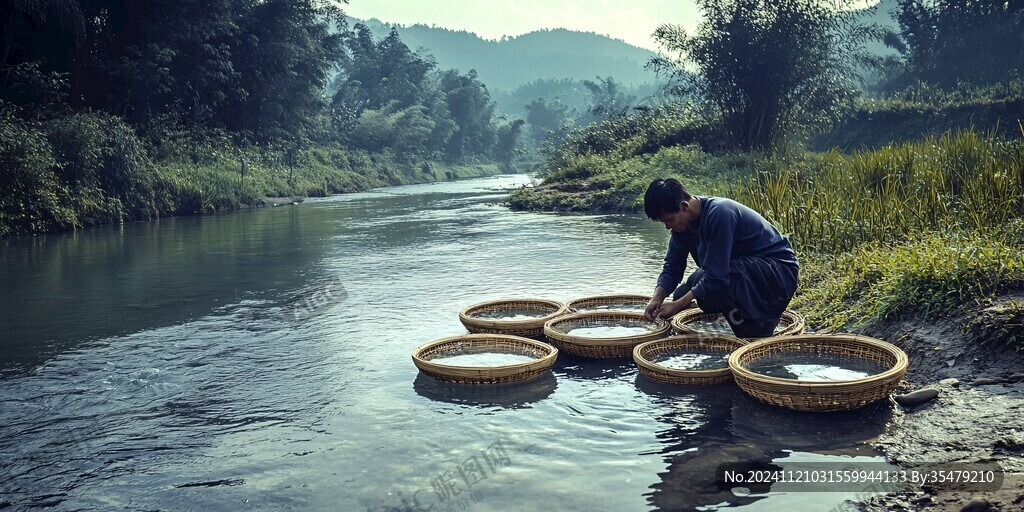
[646,234,689,320]
[656,234,689,296]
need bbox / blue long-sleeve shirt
[656,196,798,309]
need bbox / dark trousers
[673,258,797,338]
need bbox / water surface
[1,175,892,511]
[748,354,889,382]
[654,350,732,371]
[430,353,538,367]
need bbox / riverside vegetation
[510,127,1024,349]
[0,2,514,236]
[509,1,1024,353]
[0,109,501,236]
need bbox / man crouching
[642,178,799,338]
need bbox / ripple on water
[0,175,889,511]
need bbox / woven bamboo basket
[567,294,651,313]
[459,298,567,339]
[543,311,671,358]
[671,309,805,339]
[728,334,909,412]
[633,335,748,385]
[412,334,559,384]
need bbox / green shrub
[0,114,73,235]
[811,80,1024,151]
[0,110,503,236]
[45,112,157,225]
[540,106,714,174]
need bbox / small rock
[946,358,956,367]
[939,378,960,388]
[895,388,940,408]
[994,434,1024,451]
[972,377,1009,386]
[1008,373,1024,382]
[959,497,990,512]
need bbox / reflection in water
[635,378,776,509]
[636,375,894,511]
[729,396,894,451]
[553,353,639,381]
[0,206,336,374]
[1,175,894,511]
[413,372,557,409]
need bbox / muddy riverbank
[853,305,1024,512]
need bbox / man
[641,178,799,338]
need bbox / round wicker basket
[459,298,568,339]
[566,294,652,313]
[671,309,805,339]
[728,334,909,412]
[412,334,559,384]
[634,335,748,385]
[543,311,671,358]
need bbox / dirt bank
[850,301,1024,511]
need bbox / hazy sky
[342,0,704,51]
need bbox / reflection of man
[641,178,799,338]
[639,384,776,510]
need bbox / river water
[0,175,895,511]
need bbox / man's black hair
[643,178,691,220]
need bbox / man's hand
[643,298,662,321]
[657,299,690,319]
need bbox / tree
[0,0,84,71]
[494,118,525,169]
[524,97,570,144]
[348,104,437,157]
[581,76,635,122]
[1,0,84,106]
[439,69,496,162]
[228,0,345,143]
[894,0,1024,88]
[333,24,434,114]
[56,0,346,142]
[650,0,879,151]
[70,0,245,131]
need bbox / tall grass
[794,229,1024,329]
[727,130,1024,253]
[521,120,1024,336]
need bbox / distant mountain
[354,18,659,93]
[347,3,901,115]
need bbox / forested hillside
[356,20,657,91]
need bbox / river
[0,175,893,511]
